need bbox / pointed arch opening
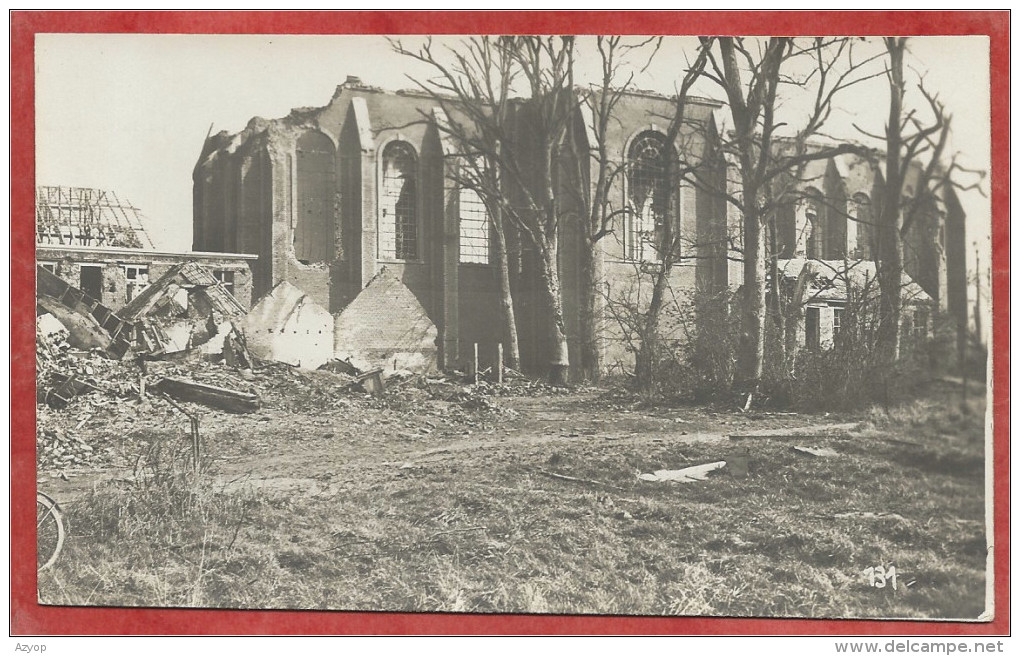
[379,141,419,261]
[294,130,336,264]
[626,131,675,262]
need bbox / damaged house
[192,78,969,378]
[35,186,257,362]
[36,185,256,313]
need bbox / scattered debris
[833,511,907,522]
[537,469,623,490]
[120,262,248,357]
[154,377,261,414]
[729,422,859,440]
[41,373,101,409]
[792,445,839,458]
[639,461,726,483]
[354,368,386,396]
[319,358,363,377]
[36,324,139,407]
[36,422,96,470]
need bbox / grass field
[37,378,989,619]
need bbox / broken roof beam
[155,377,260,414]
[36,265,134,358]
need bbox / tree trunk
[785,264,812,374]
[577,237,602,382]
[491,203,521,371]
[876,38,906,363]
[635,263,670,391]
[876,227,903,361]
[736,204,767,397]
[539,238,570,386]
[767,213,787,377]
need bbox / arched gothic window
[627,132,674,262]
[459,187,490,264]
[801,188,825,259]
[379,141,418,260]
[851,193,874,260]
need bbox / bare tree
[628,38,714,390]
[561,36,667,382]
[398,36,673,384]
[867,37,983,362]
[394,36,579,383]
[694,36,883,406]
[392,36,522,370]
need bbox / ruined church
[193,76,968,377]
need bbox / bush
[787,307,953,412]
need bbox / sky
[35,34,992,314]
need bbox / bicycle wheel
[36,492,65,572]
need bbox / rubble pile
[37,416,96,470]
[36,260,578,475]
[36,324,142,470]
[37,328,139,408]
[468,376,575,399]
[145,359,359,414]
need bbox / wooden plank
[155,377,261,414]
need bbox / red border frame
[10,11,1009,636]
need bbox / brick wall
[333,267,439,373]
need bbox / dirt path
[205,392,856,495]
[42,390,857,502]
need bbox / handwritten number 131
[863,565,897,590]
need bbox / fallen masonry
[333,267,439,374]
[638,461,727,483]
[241,281,334,370]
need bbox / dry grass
[38,383,988,619]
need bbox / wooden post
[138,373,146,399]
[190,416,201,473]
[497,343,504,384]
[474,343,479,385]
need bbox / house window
[39,262,57,274]
[913,307,929,341]
[379,141,418,260]
[79,264,103,301]
[805,306,821,350]
[459,187,490,264]
[627,131,673,262]
[214,269,236,297]
[832,306,844,342]
[123,265,149,302]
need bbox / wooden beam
[155,377,260,414]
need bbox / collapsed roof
[35,186,156,249]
